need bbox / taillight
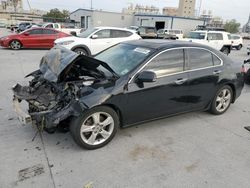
[241,65,247,74]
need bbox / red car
[0,28,70,50]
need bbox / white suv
[230,34,243,50]
[180,30,232,55]
[55,27,141,56]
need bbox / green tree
[224,19,241,33]
[43,8,70,22]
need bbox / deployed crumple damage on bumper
[12,46,117,133]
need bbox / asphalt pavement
[1,28,250,188]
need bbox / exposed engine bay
[13,47,117,133]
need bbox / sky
[24,0,250,25]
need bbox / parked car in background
[230,34,243,50]
[16,22,33,32]
[127,26,139,31]
[43,23,83,36]
[0,23,6,28]
[0,28,70,50]
[247,44,250,55]
[55,27,141,56]
[13,40,244,149]
[157,29,183,39]
[243,58,250,84]
[10,24,19,32]
[137,26,157,39]
[180,30,232,55]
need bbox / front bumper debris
[13,96,32,125]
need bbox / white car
[55,27,141,56]
[180,30,232,55]
[230,34,243,50]
[157,29,183,39]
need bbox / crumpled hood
[38,46,117,83]
[39,46,79,82]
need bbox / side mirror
[91,34,98,39]
[244,59,250,64]
[135,71,157,83]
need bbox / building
[0,0,23,12]
[0,0,45,25]
[122,4,160,15]
[178,0,196,18]
[70,9,134,29]
[134,14,204,34]
[70,8,205,34]
[200,10,213,24]
[162,7,178,16]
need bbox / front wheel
[221,47,230,55]
[10,40,22,50]
[73,48,88,56]
[70,106,119,150]
[210,85,233,115]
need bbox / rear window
[111,30,132,38]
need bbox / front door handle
[213,70,222,75]
[174,78,188,85]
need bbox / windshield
[187,32,206,39]
[95,44,153,76]
[78,28,98,38]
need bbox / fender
[71,44,92,56]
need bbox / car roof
[122,39,217,51]
[193,30,230,34]
[94,26,137,33]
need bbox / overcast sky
[24,0,250,25]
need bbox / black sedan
[13,40,244,149]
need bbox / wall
[70,9,93,28]
[172,17,204,34]
[134,15,172,28]
[93,11,133,28]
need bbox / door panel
[123,73,190,125]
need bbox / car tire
[70,106,119,150]
[10,40,22,50]
[236,44,242,50]
[248,52,250,56]
[221,47,230,55]
[73,48,88,56]
[210,85,233,115]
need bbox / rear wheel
[70,106,119,150]
[236,44,242,50]
[221,47,230,55]
[10,40,21,50]
[73,48,88,56]
[210,85,233,115]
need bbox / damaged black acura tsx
[13,40,244,149]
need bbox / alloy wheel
[215,88,232,113]
[10,40,21,50]
[80,112,114,146]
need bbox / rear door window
[111,30,132,38]
[28,29,43,35]
[43,29,58,35]
[187,48,214,70]
[207,33,223,40]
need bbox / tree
[224,19,241,33]
[43,8,70,22]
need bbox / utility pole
[90,0,93,10]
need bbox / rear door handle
[213,70,222,75]
[174,78,188,85]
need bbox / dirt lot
[1,28,250,188]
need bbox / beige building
[0,0,23,12]
[178,0,196,18]
[122,4,160,15]
[162,7,178,16]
